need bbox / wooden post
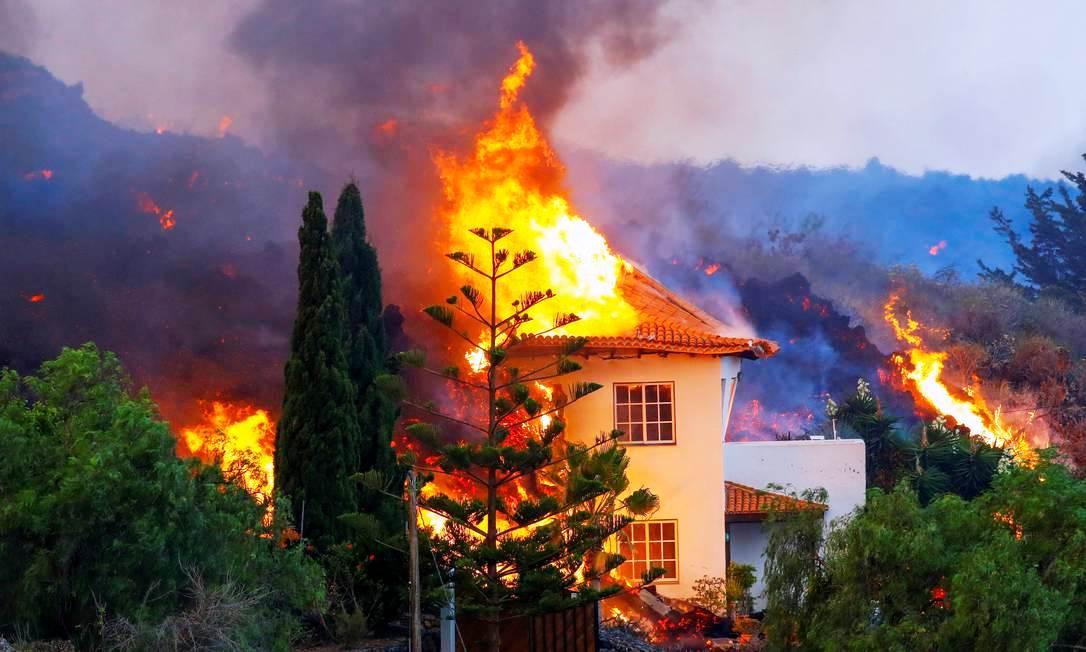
[408,469,423,652]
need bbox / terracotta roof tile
[520,265,779,359]
[725,481,827,516]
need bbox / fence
[457,600,598,652]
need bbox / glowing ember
[217,115,233,137]
[703,262,721,276]
[928,240,948,256]
[434,42,638,345]
[884,292,1032,459]
[729,399,814,440]
[376,118,398,136]
[179,401,275,501]
[136,191,176,231]
[22,293,46,303]
[23,169,53,181]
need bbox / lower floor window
[618,520,678,582]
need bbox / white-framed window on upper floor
[614,382,675,444]
[616,519,679,583]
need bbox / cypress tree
[275,192,361,548]
[331,182,394,474]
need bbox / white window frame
[616,519,679,584]
[613,382,676,445]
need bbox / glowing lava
[179,401,275,501]
[884,293,1032,460]
[136,192,176,231]
[434,42,638,344]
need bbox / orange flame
[884,293,1032,459]
[22,293,46,303]
[136,192,176,231]
[435,42,638,344]
[179,401,275,501]
[376,118,398,136]
[217,115,233,137]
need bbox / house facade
[724,439,867,608]
[518,268,778,598]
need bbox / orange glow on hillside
[434,42,637,341]
[884,293,1033,460]
[180,401,275,501]
[136,192,176,231]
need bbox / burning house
[515,267,779,598]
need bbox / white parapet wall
[725,439,866,524]
[723,439,866,608]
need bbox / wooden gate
[457,601,598,652]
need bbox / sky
[4,0,1086,179]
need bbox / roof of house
[519,265,779,359]
[725,481,827,522]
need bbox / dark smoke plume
[228,0,675,307]
[0,2,675,429]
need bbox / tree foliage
[0,344,323,648]
[331,182,395,476]
[829,379,1003,503]
[762,453,1086,651]
[402,228,659,651]
[980,154,1086,310]
[276,191,362,549]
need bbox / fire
[136,191,176,231]
[884,293,1032,459]
[23,169,53,181]
[729,399,814,440]
[376,118,398,136]
[929,240,947,256]
[22,293,46,303]
[217,115,233,137]
[179,401,275,501]
[434,42,638,342]
[703,263,721,276]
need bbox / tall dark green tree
[276,192,361,548]
[979,154,1086,309]
[331,182,394,476]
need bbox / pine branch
[495,433,620,488]
[446,251,490,278]
[418,503,487,539]
[417,366,490,392]
[402,400,488,433]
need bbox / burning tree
[401,227,660,651]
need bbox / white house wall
[724,439,866,608]
[557,353,727,598]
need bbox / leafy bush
[691,576,728,616]
[762,453,1086,650]
[0,344,325,648]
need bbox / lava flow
[884,293,1033,459]
[135,191,176,231]
[434,41,638,355]
[178,400,276,501]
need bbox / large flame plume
[434,42,639,346]
[884,293,1034,460]
[179,400,276,501]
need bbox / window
[618,520,678,582]
[614,382,674,444]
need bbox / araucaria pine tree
[331,182,395,477]
[275,192,362,548]
[402,227,660,652]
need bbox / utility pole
[407,469,423,652]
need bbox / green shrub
[0,344,325,649]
